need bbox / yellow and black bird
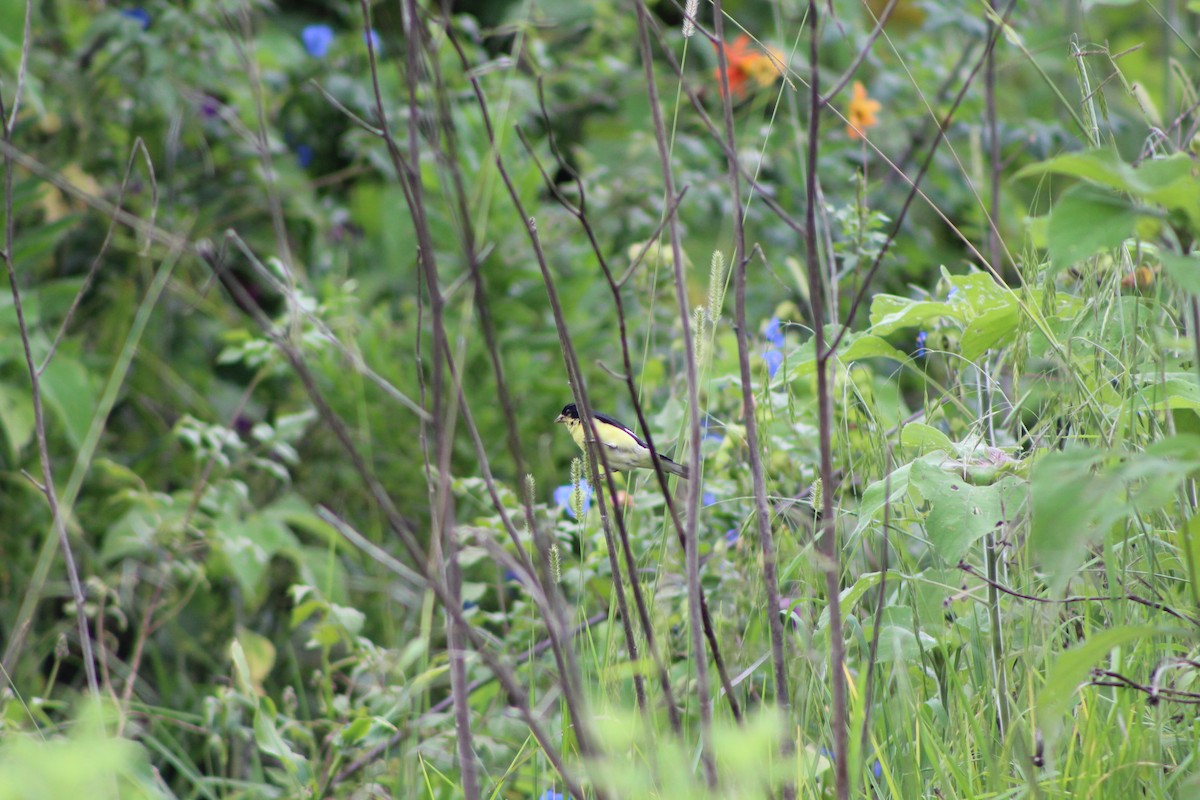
[555,403,689,479]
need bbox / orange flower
[1120,265,1156,291]
[845,81,881,140]
[714,35,784,100]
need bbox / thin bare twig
[1,87,99,695]
[369,2,479,793]
[802,5,849,798]
[633,0,715,785]
[957,562,1199,626]
[207,253,588,798]
[712,0,791,781]
[819,0,898,107]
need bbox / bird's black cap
[558,403,579,419]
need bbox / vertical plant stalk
[518,98,751,726]
[415,11,597,750]
[711,0,793,770]
[983,4,1011,739]
[373,1,480,792]
[437,17,653,731]
[632,0,716,785]
[803,5,849,799]
[0,92,99,695]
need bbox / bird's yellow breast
[563,415,653,473]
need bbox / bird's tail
[658,456,690,480]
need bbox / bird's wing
[591,411,649,450]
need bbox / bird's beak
[555,413,566,424]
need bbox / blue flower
[724,528,740,546]
[537,791,566,800]
[120,8,151,29]
[553,479,592,519]
[364,30,381,50]
[199,96,220,120]
[463,600,478,610]
[294,144,315,168]
[915,330,928,358]
[763,347,783,379]
[301,24,335,58]
[764,316,784,348]
[703,491,717,508]
[947,285,959,298]
[701,417,723,445]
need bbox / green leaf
[1030,450,1127,593]
[900,422,954,456]
[1017,148,1132,190]
[210,514,299,606]
[852,457,923,537]
[838,334,908,363]
[253,697,304,776]
[230,639,253,696]
[960,304,1020,361]
[868,295,956,335]
[0,381,34,459]
[1047,184,1141,272]
[40,353,97,449]
[338,717,374,747]
[945,272,1011,314]
[235,627,276,692]
[1020,150,1200,233]
[1160,253,1200,294]
[1030,436,1200,592]
[1037,624,1164,742]
[817,570,889,631]
[909,459,1027,563]
[867,623,939,663]
[1133,374,1200,411]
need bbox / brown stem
[632,0,715,785]
[712,0,793,783]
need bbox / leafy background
[2,0,1200,798]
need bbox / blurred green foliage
[1,0,1199,797]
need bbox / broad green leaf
[900,422,954,456]
[838,334,908,363]
[868,295,957,335]
[945,272,1011,313]
[1131,155,1200,229]
[961,304,1020,361]
[909,459,1027,563]
[1030,450,1129,593]
[0,381,34,459]
[852,457,927,537]
[1037,624,1165,742]
[1160,254,1200,294]
[235,627,276,693]
[338,717,374,747]
[210,514,299,606]
[1031,436,1200,592]
[1047,184,1141,271]
[1020,150,1200,232]
[253,697,305,777]
[1017,149,1132,191]
[40,353,96,449]
[1133,374,1200,412]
